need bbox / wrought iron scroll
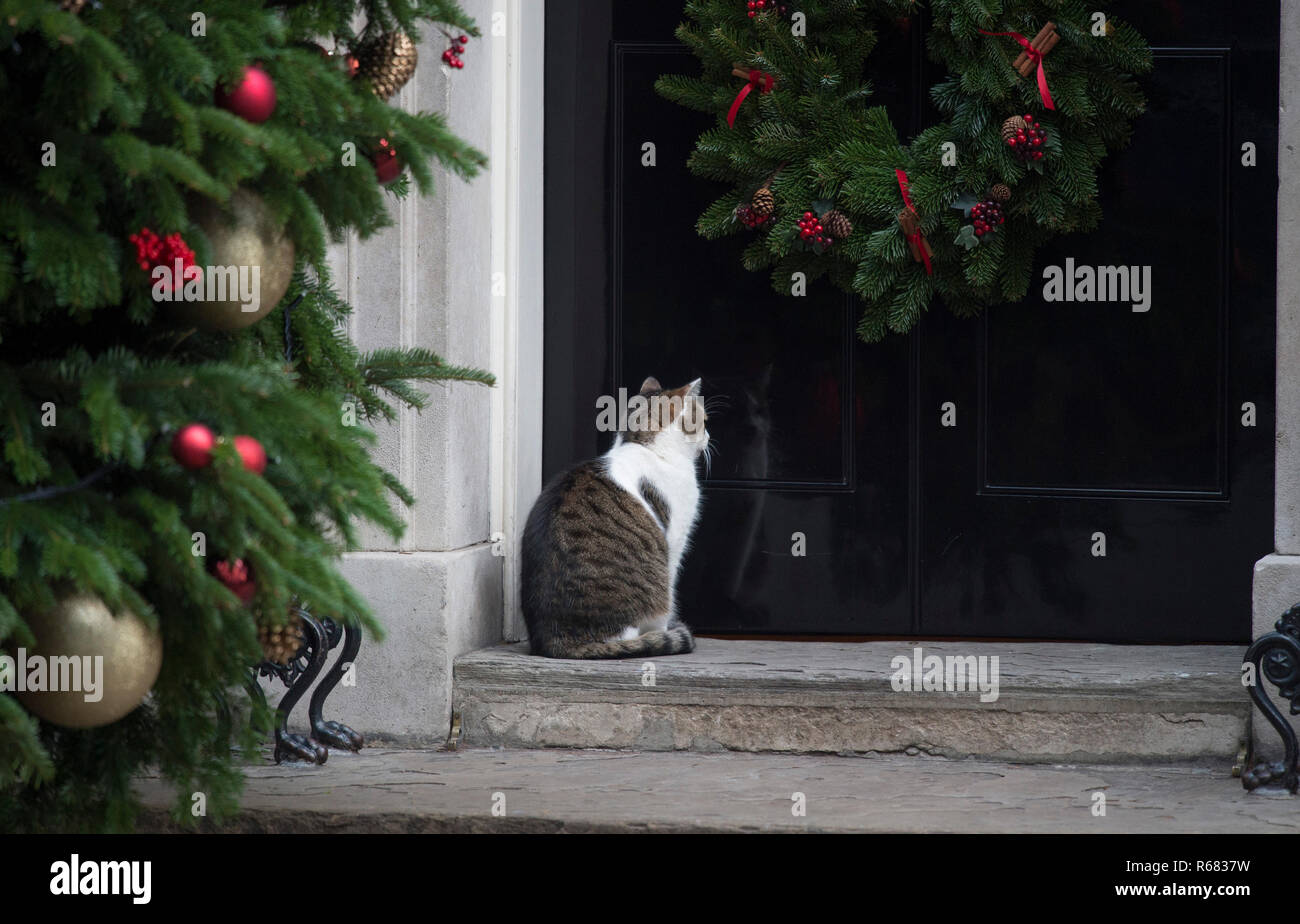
[1242,603,1300,793]
[250,604,365,765]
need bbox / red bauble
[233,435,267,475]
[214,559,257,604]
[373,138,402,184]
[171,424,216,469]
[215,65,277,123]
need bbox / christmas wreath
[655,1,1152,341]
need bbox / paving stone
[135,747,1298,834]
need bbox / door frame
[1254,4,1300,647]
[489,0,545,642]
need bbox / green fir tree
[0,0,491,832]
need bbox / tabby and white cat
[521,377,709,658]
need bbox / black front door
[543,1,1278,643]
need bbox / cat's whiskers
[700,438,717,478]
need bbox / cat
[521,376,710,658]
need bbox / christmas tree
[0,0,491,831]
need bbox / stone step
[452,639,1249,762]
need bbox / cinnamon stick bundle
[1013,22,1059,76]
[897,209,933,262]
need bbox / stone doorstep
[134,747,1299,834]
[452,639,1249,762]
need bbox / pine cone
[751,186,775,217]
[355,32,419,100]
[258,616,304,666]
[990,183,1011,202]
[1001,115,1027,142]
[822,209,853,240]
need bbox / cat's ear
[686,378,702,397]
[638,376,662,395]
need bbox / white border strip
[491,0,545,641]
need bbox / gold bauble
[15,593,162,729]
[175,188,295,332]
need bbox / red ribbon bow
[727,69,776,127]
[895,169,933,276]
[979,29,1056,111]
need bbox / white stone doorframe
[315,0,541,744]
[1252,2,1300,759]
[493,0,544,644]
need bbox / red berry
[458,35,468,44]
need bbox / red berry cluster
[746,0,787,16]
[442,35,468,68]
[128,227,197,290]
[796,211,835,248]
[736,204,771,229]
[1008,113,1046,162]
[970,199,1005,238]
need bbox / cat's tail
[538,625,695,660]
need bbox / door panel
[920,6,1277,642]
[981,52,1228,496]
[553,11,925,636]
[544,1,1278,641]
